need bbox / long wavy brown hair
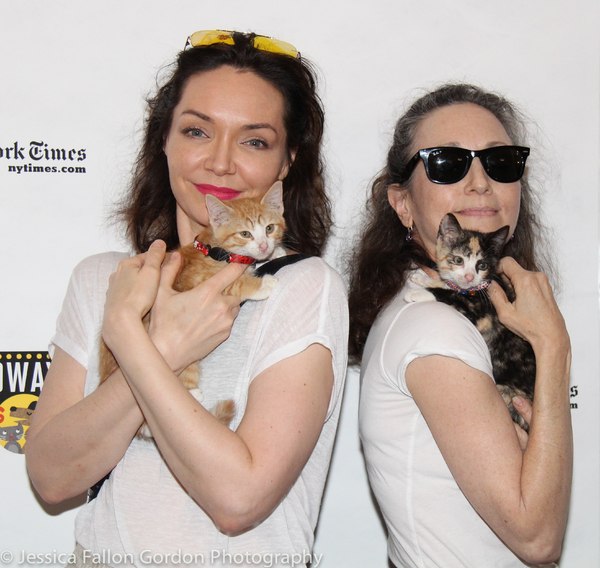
[118,32,330,257]
[348,83,554,363]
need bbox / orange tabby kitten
[99,181,286,439]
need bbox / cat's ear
[261,181,284,214]
[488,225,511,254]
[438,213,462,243]
[205,194,235,227]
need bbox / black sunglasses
[401,145,530,185]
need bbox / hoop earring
[405,225,414,242]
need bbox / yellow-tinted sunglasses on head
[186,30,300,59]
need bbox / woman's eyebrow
[243,123,278,133]
[180,111,277,134]
[181,109,277,134]
[181,110,213,122]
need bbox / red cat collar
[193,238,256,265]
[444,279,491,295]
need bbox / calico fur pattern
[406,213,536,432]
[98,182,286,439]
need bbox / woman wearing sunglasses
[349,84,571,567]
[26,31,348,566]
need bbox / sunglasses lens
[421,146,528,184]
[483,147,527,182]
[253,36,299,58]
[426,148,471,184]
[187,31,298,58]
[188,30,234,48]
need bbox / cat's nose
[465,273,474,283]
[259,241,268,253]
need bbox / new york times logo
[2,140,87,175]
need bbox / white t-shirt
[359,271,534,568]
[50,252,348,568]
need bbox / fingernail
[171,251,180,261]
[150,240,164,249]
[512,396,523,407]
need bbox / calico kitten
[405,213,536,432]
[99,181,286,439]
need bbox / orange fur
[99,182,286,439]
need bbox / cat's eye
[477,261,488,271]
[452,256,464,265]
[265,224,274,234]
[240,231,252,238]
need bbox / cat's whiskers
[480,288,494,310]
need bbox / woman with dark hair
[351,84,572,567]
[122,31,330,257]
[26,31,347,566]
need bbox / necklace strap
[444,279,491,295]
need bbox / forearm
[26,367,144,503]
[111,319,331,534]
[111,320,267,524]
[482,264,573,560]
[515,341,572,559]
[479,344,572,562]
[408,351,573,564]
[137,381,268,532]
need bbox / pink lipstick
[195,184,242,201]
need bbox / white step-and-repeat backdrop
[1,1,598,566]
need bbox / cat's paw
[251,275,278,300]
[409,272,436,288]
[404,289,436,303]
[189,388,204,403]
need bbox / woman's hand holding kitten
[102,240,168,353]
[148,254,247,375]
[488,257,570,355]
